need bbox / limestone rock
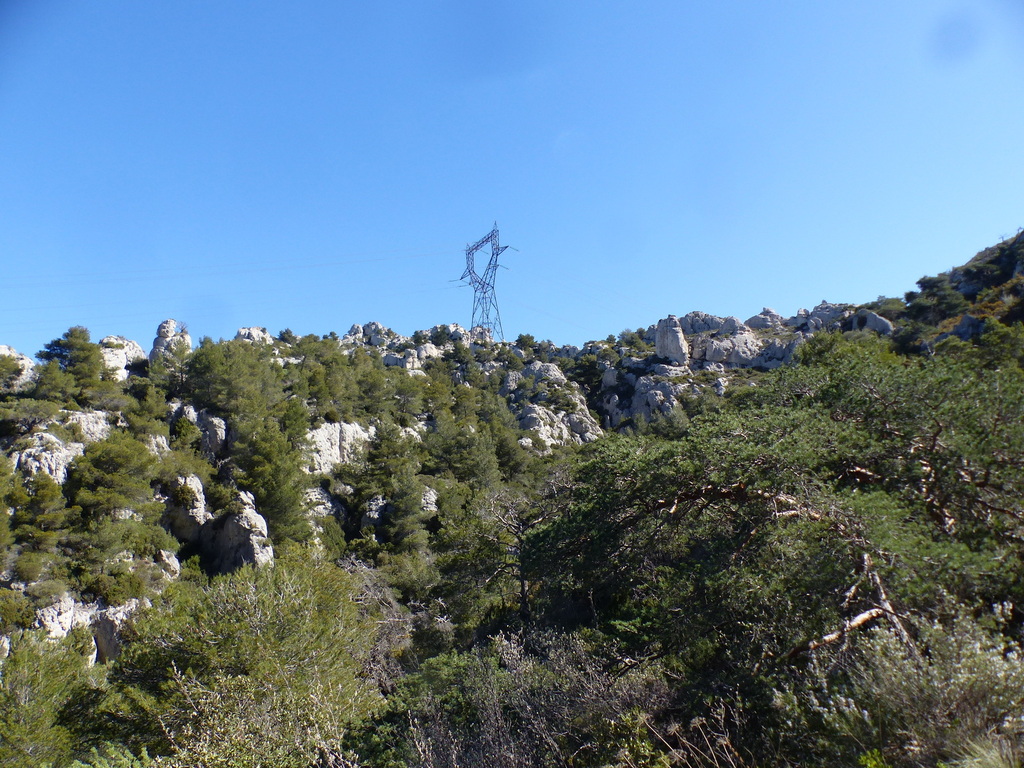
[519,403,602,448]
[745,308,784,330]
[718,316,750,336]
[679,311,724,335]
[150,319,192,362]
[429,323,471,343]
[200,491,274,575]
[163,474,211,543]
[786,302,853,332]
[753,336,803,369]
[63,410,113,443]
[235,327,274,345]
[500,361,567,396]
[422,486,439,514]
[362,495,389,528]
[416,343,444,362]
[156,549,181,579]
[145,434,171,456]
[0,345,37,390]
[700,331,763,367]
[304,421,375,474]
[35,597,97,640]
[99,336,146,381]
[171,402,229,459]
[851,309,895,336]
[305,486,344,519]
[655,316,690,365]
[197,411,229,457]
[10,432,85,484]
[93,599,148,663]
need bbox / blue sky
[2,1,1024,356]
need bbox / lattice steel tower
[460,223,511,340]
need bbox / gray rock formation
[199,491,274,575]
[745,308,784,330]
[93,599,148,663]
[754,336,804,369]
[162,474,211,543]
[305,486,344,519]
[0,345,36,390]
[99,336,146,381]
[63,410,114,443]
[655,316,690,365]
[697,329,763,367]
[170,402,229,460]
[10,432,85,483]
[786,302,854,332]
[680,311,725,335]
[851,309,894,335]
[156,549,181,579]
[305,421,375,474]
[150,319,192,362]
[35,597,97,640]
[235,327,274,345]
[937,313,986,343]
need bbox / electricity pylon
[460,223,510,340]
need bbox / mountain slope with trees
[0,233,1021,767]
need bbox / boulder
[156,549,181,579]
[173,403,230,459]
[654,316,690,365]
[501,361,568,397]
[852,309,894,336]
[700,332,763,367]
[99,336,146,381]
[754,337,803,369]
[745,308,784,330]
[718,316,750,336]
[200,491,274,575]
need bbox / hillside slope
[0,234,1021,767]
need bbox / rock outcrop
[305,421,375,474]
[7,410,112,483]
[162,474,212,543]
[235,327,274,345]
[501,362,602,448]
[655,317,690,365]
[35,596,97,640]
[851,309,894,335]
[170,402,230,460]
[10,432,86,483]
[150,319,192,362]
[199,491,274,575]
[0,345,36,390]
[99,336,147,381]
[92,599,148,663]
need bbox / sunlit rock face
[150,319,192,363]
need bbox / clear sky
[3,1,1024,357]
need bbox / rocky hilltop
[0,231,1020,666]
